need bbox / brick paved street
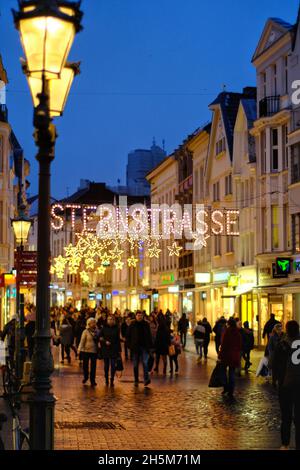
[50,341,285,450]
[0,341,289,450]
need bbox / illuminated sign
[195,273,210,283]
[106,293,111,300]
[161,273,175,285]
[228,275,239,287]
[112,290,119,296]
[274,258,292,278]
[96,293,103,300]
[139,294,148,299]
[168,286,179,293]
[294,260,300,273]
[213,272,230,283]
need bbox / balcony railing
[259,95,280,118]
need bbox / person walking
[169,330,181,375]
[154,316,170,375]
[78,317,99,386]
[24,307,36,360]
[59,318,73,364]
[148,313,158,373]
[202,317,212,359]
[219,317,242,400]
[268,323,283,384]
[272,320,300,450]
[193,321,206,361]
[177,313,189,349]
[121,316,132,360]
[126,311,152,387]
[241,321,254,371]
[213,316,227,354]
[263,313,280,341]
[100,315,121,387]
[75,311,87,365]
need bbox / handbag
[115,356,124,372]
[208,361,226,388]
[53,336,61,347]
[169,345,176,356]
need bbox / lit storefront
[112,290,127,312]
[210,271,236,324]
[0,273,17,328]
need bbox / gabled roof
[209,92,243,160]
[252,17,294,63]
[240,98,257,128]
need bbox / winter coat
[100,325,121,359]
[155,322,171,355]
[262,318,280,339]
[59,324,73,346]
[202,321,212,342]
[241,327,254,353]
[219,326,242,368]
[268,332,283,368]
[193,325,206,341]
[273,335,300,388]
[178,317,189,333]
[213,319,227,340]
[78,328,98,354]
[126,320,153,353]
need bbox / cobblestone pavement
[50,341,286,450]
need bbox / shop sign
[213,272,230,283]
[195,272,210,283]
[88,292,96,300]
[161,273,175,285]
[4,273,16,286]
[112,290,119,296]
[96,293,103,300]
[228,275,239,287]
[294,260,300,273]
[139,294,148,299]
[273,258,292,278]
[259,266,271,281]
[168,285,179,293]
[106,293,112,300]
[66,291,73,297]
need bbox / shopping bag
[208,361,226,388]
[0,341,6,367]
[256,356,269,377]
[168,345,176,356]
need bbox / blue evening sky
[0,0,299,199]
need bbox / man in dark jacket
[177,313,189,349]
[202,317,212,359]
[213,316,227,354]
[241,321,254,370]
[272,320,300,450]
[262,313,280,341]
[126,310,153,386]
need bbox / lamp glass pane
[19,16,75,78]
[49,66,74,116]
[12,220,31,244]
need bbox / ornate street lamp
[12,209,32,383]
[12,0,83,450]
[22,60,80,116]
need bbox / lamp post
[12,209,32,383]
[12,0,82,450]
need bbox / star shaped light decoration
[147,245,162,258]
[167,242,183,257]
[114,259,124,270]
[193,233,210,249]
[80,271,90,283]
[97,265,106,275]
[101,252,111,265]
[127,256,138,267]
[109,245,124,260]
[85,257,95,270]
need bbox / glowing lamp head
[23,60,80,116]
[12,216,32,245]
[12,0,83,78]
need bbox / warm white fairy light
[211,210,224,235]
[226,210,240,236]
[114,259,124,270]
[51,204,64,230]
[167,242,183,257]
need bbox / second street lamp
[13,0,83,450]
[12,210,32,383]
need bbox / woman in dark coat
[154,316,170,375]
[100,315,121,387]
[219,317,242,399]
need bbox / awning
[277,282,300,293]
